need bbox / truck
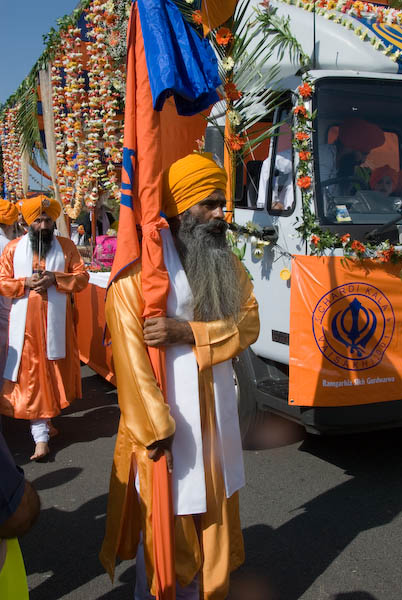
[205,0,402,438]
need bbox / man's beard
[175,212,242,322]
[28,227,54,258]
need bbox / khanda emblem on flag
[312,282,395,371]
[331,297,377,358]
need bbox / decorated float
[2,0,402,434]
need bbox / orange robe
[0,236,89,420]
[100,260,259,599]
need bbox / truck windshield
[314,78,402,227]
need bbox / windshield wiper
[365,211,402,242]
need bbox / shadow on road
[32,467,83,491]
[332,593,379,599]
[21,493,135,600]
[239,428,402,600]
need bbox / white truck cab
[206,0,402,436]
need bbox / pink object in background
[92,235,117,269]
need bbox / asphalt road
[3,365,402,600]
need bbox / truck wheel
[233,355,258,449]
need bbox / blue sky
[0,1,78,105]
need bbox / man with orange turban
[0,194,89,460]
[100,153,260,599]
[0,199,19,389]
[370,165,399,197]
[320,118,385,195]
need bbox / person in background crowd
[0,200,18,389]
[370,165,399,197]
[15,201,29,238]
[71,224,89,246]
[0,431,40,598]
[100,153,260,599]
[0,195,89,460]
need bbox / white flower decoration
[227,110,242,126]
[222,56,235,72]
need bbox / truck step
[257,379,289,401]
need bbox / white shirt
[257,149,293,209]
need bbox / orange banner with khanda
[289,255,402,407]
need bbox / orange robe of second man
[0,236,89,419]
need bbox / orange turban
[0,199,18,225]
[162,153,227,218]
[339,119,385,153]
[370,165,398,191]
[21,195,61,226]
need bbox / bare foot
[30,442,49,461]
[48,422,59,438]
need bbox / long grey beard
[28,227,54,259]
[175,212,242,322]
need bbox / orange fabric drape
[109,5,175,598]
[202,0,238,34]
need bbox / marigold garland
[0,107,23,201]
[49,0,125,219]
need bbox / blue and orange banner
[107,1,224,598]
[289,255,402,407]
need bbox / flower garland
[227,221,279,259]
[50,0,125,219]
[0,107,23,201]
[0,145,4,196]
[279,0,402,64]
[52,27,86,219]
[84,0,123,207]
[293,76,402,264]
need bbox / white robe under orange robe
[100,259,260,599]
[0,236,89,420]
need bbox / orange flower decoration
[351,240,366,253]
[294,105,307,117]
[192,10,202,25]
[228,134,245,151]
[109,30,120,47]
[299,151,311,161]
[340,233,351,244]
[295,131,309,141]
[297,175,312,189]
[311,234,320,246]
[216,27,233,46]
[298,82,313,99]
[224,82,242,101]
[379,247,395,262]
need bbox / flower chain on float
[0,107,23,201]
[85,0,124,208]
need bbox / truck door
[234,108,306,365]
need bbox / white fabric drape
[161,228,245,516]
[4,235,67,382]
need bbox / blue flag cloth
[137,0,221,115]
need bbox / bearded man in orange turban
[100,154,260,599]
[0,195,89,460]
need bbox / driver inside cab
[319,117,385,195]
[370,165,398,197]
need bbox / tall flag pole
[108,1,237,596]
